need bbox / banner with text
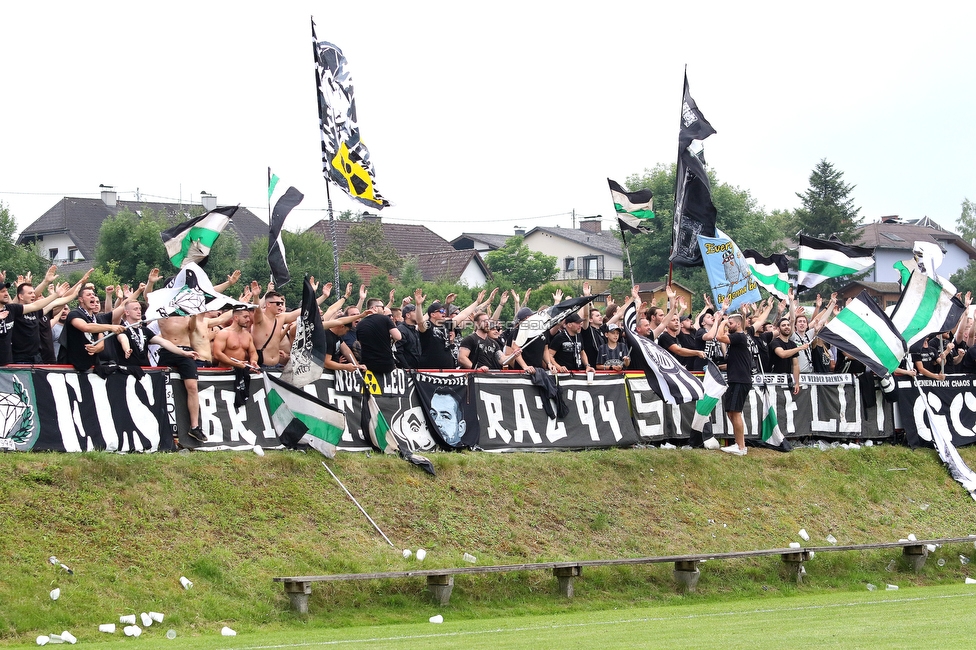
[626,373,892,442]
[895,376,976,449]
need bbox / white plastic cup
[47,634,64,644]
[938,558,947,567]
[150,611,164,623]
[462,553,477,563]
[221,626,237,637]
[180,576,193,589]
[926,544,937,553]
[59,631,76,645]
[36,635,50,646]
[123,626,135,637]
[98,624,116,633]
[50,588,60,601]
[961,555,971,565]
[131,626,142,638]
[140,612,152,627]
[166,630,177,639]
[119,615,136,625]
[402,549,412,558]
[789,542,801,549]
[798,529,810,541]
[826,534,837,545]
[429,615,444,624]
[252,445,265,456]
[49,556,59,566]
[866,583,877,591]
[886,584,899,590]
[586,368,594,385]
[966,577,976,585]
[416,549,427,561]
[908,533,917,541]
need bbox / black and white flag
[622,301,704,404]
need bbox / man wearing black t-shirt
[356,300,400,375]
[546,313,590,372]
[658,313,706,369]
[458,313,501,370]
[717,313,751,456]
[419,301,457,369]
[768,318,805,394]
[65,285,125,372]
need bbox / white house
[522,218,625,281]
[854,217,976,283]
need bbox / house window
[48,248,58,260]
[580,255,604,279]
[68,247,78,261]
[565,257,575,272]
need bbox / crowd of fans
[2,263,973,447]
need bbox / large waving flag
[312,19,389,210]
[145,263,251,320]
[819,290,907,376]
[671,72,717,268]
[622,301,704,404]
[268,170,304,287]
[671,146,717,267]
[608,178,654,234]
[890,271,965,349]
[797,235,874,291]
[698,229,762,311]
[743,249,791,299]
[692,361,727,432]
[264,373,345,458]
[160,205,237,269]
[360,382,435,476]
[279,277,328,387]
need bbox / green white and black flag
[743,249,791,299]
[160,205,237,269]
[797,235,874,291]
[890,271,965,349]
[608,178,653,234]
[263,372,345,458]
[268,169,304,287]
[819,290,907,377]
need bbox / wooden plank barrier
[273,536,976,612]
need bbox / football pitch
[72,583,974,650]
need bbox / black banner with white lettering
[0,368,170,452]
[473,374,640,450]
[409,371,481,449]
[627,373,892,442]
[895,376,976,449]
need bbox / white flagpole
[321,461,396,548]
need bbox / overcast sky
[1,2,973,248]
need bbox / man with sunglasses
[458,312,502,371]
[250,290,301,369]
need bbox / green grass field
[12,584,976,649]
[3,447,976,647]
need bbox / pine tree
[791,159,861,242]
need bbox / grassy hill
[2,444,975,645]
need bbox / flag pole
[620,228,636,286]
[325,181,341,298]
[321,461,396,548]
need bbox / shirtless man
[212,308,259,371]
[249,284,301,369]
[155,312,206,441]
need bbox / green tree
[241,230,360,306]
[93,206,241,287]
[956,198,976,244]
[950,260,976,297]
[484,236,558,289]
[620,163,781,312]
[790,159,861,242]
[339,222,402,275]
[0,203,52,280]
